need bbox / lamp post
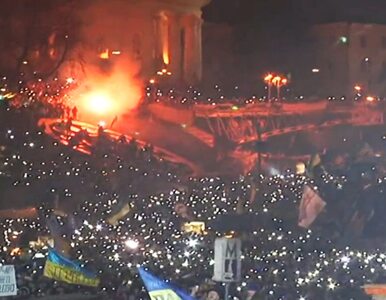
[264,74,273,100]
[272,76,288,100]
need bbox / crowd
[144,81,386,108]
[1,80,386,299]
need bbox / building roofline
[314,20,386,27]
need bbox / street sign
[213,238,241,282]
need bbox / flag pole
[225,282,230,299]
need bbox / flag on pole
[138,267,196,300]
[44,248,99,287]
[298,185,326,228]
[306,153,322,178]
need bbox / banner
[44,249,99,287]
[0,265,17,296]
[138,267,196,300]
[298,185,326,228]
[182,222,206,235]
[213,238,242,282]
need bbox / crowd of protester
[1,81,386,299]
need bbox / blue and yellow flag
[44,248,99,287]
[138,267,196,300]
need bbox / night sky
[202,0,386,90]
[204,0,386,27]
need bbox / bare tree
[0,0,81,87]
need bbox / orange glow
[66,77,75,84]
[99,49,109,59]
[163,50,170,65]
[264,73,273,82]
[111,50,121,55]
[366,96,375,102]
[272,76,282,85]
[354,85,362,91]
[11,247,21,256]
[68,58,143,123]
[364,285,386,295]
[84,92,112,115]
[160,12,170,65]
[264,73,288,86]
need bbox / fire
[85,92,112,115]
[163,49,170,65]
[160,12,170,65]
[70,59,143,123]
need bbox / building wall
[202,22,235,88]
[65,0,210,84]
[311,22,386,97]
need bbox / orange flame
[163,49,170,65]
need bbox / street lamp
[264,74,274,100]
[272,76,288,100]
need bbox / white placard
[0,265,17,296]
[213,238,241,282]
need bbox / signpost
[213,238,241,299]
[0,265,17,297]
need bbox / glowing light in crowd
[124,239,139,250]
[312,68,320,73]
[187,238,199,248]
[366,96,375,102]
[354,85,362,92]
[339,36,348,43]
[66,77,75,84]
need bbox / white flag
[298,185,326,228]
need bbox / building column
[181,14,203,84]
[195,16,203,82]
[168,13,183,80]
